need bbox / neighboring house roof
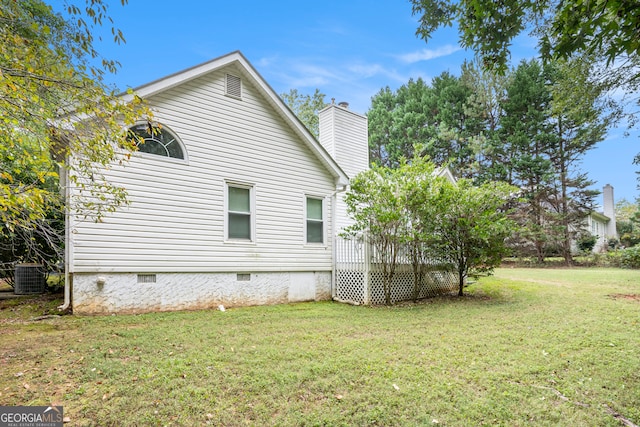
[589,211,610,223]
[435,166,457,184]
[120,50,349,187]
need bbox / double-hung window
[227,184,253,241]
[306,197,324,244]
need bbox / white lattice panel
[335,270,365,304]
[335,237,458,305]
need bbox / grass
[0,268,639,426]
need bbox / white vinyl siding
[70,64,335,273]
[318,105,368,179]
[587,214,608,252]
[318,105,368,233]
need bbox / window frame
[304,195,326,245]
[225,181,255,243]
[128,122,188,163]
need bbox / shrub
[46,274,65,293]
[605,251,623,268]
[619,246,640,269]
[577,234,597,253]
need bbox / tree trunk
[458,261,466,296]
[536,244,545,263]
[534,199,546,263]
[382,261,391,305]
[556,120,573,266]
[411,246,421,301]
[412,265,419,302]
[383,276,391,305]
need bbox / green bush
[46,274,65,293]
[605,250,623,268]
[576,233,597,253]
[619,246,640,269]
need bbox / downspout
[59,165,71,311]
[331,184,348,299]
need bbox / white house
[585,184,618,252]
[318,102,369,232]
[63,51,372,314]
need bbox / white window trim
[129,121,189,164]
[135,151,189,165]
[224,181,256,244]
[304,194,327,246]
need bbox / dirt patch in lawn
[608,293,640,302]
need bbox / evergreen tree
[421,72,478,178]
[545,58,608,263]
[460,60,510,183]
[367,72,483,176]
[368,80,432,168]
[367,86,397,167]
[499,60,556,262]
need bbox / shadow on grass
[369,288,511,310]
[0,292,65,322]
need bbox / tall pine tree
[499,60,556,262]
[545,58,608,263]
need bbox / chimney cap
[338,101,349,109]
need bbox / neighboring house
[64,51,373,314]
[585,211,611,252]
[584,184,618,252]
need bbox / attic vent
[137,274,156,284]
[225,74,242,98]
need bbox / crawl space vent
[137,274,156,284]
[225,74,242,98]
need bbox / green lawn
[1,268,639,426]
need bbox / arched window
[128,123,185,160]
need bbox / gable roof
[435,166,456,184]
[589,210,610,223]
[121,51,349,187]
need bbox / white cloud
[263,57,417,112]
[397,45,462,64]
[289,75,331,88]
[256,55,279,68]
[264,59,338,90]
[288,63,338,87]
[346,63,406,83]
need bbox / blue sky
[51,0,638,205]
